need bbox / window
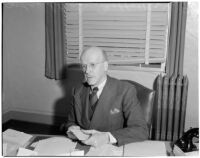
[64,3,171,72]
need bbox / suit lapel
[90,76,114,128]
[74,84,91,129]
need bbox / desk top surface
[25,134,171,156]
[4,134,172,156]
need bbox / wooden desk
[5,134,173,156]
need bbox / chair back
[122,80,155,137]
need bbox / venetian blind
[64,3,79,63]
[64,3,171,71]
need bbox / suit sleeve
[110,86,149,146]
[64,88,78,131]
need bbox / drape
[45,3,65,80]
[166,2,188,77]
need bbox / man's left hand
[81,129,109,147]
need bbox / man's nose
[85,65,91,74]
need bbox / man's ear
[104,61,108,71]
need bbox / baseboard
[2,110,13,124]
[2,110,67,126]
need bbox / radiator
[152,74,189,141]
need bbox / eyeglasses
[81,61,105,72]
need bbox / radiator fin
[152,74,189,141]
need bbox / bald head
[80,47,108,62]
[80,47,108,87]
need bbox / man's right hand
[66,125,80,140]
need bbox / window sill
[109,65,165,73]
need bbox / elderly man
[65,47,148,147]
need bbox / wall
[2,3,199,129]
[183,2,199,130]
[3,3,62,122]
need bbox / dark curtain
[45,3,65,80]
[166,2,188,77]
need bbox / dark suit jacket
[66,76,148,146]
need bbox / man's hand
[66,125,80,140]
[81,129,109,147]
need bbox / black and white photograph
[2,0,199,156]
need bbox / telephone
[173,128,199,153]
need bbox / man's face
[80,50,108,87]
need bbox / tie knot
[92,87,98,93]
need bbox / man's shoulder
[107,76,137,91]
[108,76,134,86]
[72,82,87,94]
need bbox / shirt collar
[91,76,107,90]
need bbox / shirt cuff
[107,132,117,144]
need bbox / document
[30,141,39,148]
[3,142,21,156]
[3,129,33,147]
[34,137,77,156]
[124,140,167,156]
[86,144,123,156]
[3,143,7,156]
[57,150,84,156]
[69,128,90,140]
[70,150,84,156]
[17,148,38,156]
[173,144,185,156]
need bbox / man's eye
[90,63,95,67]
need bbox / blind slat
[83,33,146,39]
[83,30,146,35]
[109,58,165,64]
[83,12,147,17]
[83,21,147,26]
[84,37,145,44]
[67,50,79,54]
[83,25,147,30]
[107,51,145,57]
[83,46,145,53]
[82,16,147,21]
[83,41,145,48]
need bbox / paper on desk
[69,128,90,140]
[185,151,199,156]
[3,143,7,156]
[34,137,77,156]
[86,144,123,156]
[3,129,32,146]
[57,152,70,156]
[70,150,84,156]
[173,144,185,156]
[17,147,38,156]
[4,143,19,156]
[30,141,39,148]
[57,150,84,156]
[124,140,167,156]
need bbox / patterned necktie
[89,87,98,118]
